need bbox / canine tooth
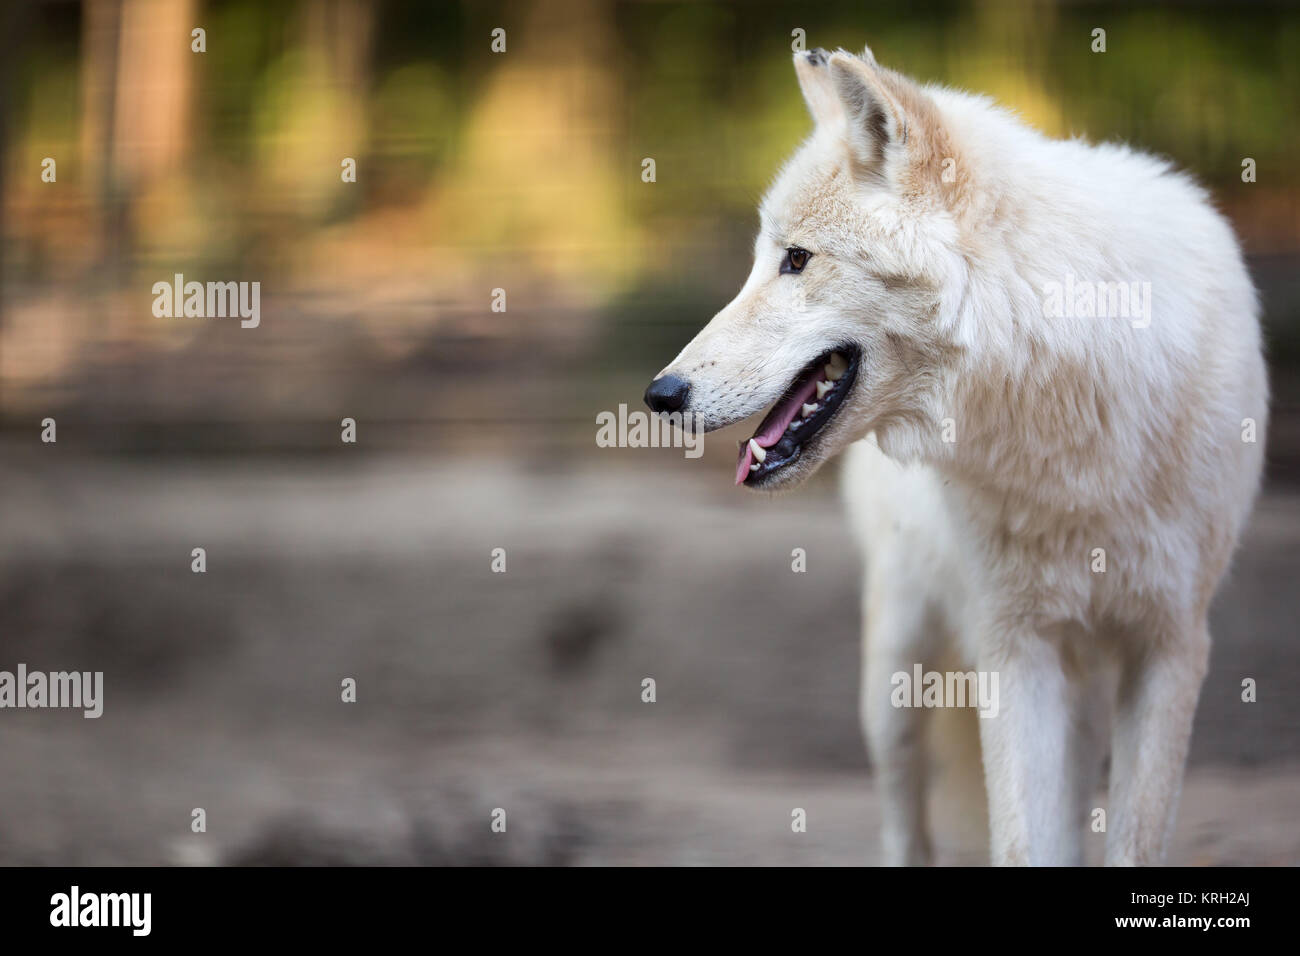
[801,403,818,418]
[815,380,833,399]
[748,438,767,463]
[826,353,848,380]
[749,463,761,472]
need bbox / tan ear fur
[793,48,845,127]
[825,50,966,202]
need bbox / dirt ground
[1,447,1296,865]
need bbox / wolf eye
[781,247,811,275]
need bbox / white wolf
[644,47,1267,865]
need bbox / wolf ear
[826,51,907,174]
[793,48,845,127]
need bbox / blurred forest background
[3,0,1299,467]
[0,0,1298,865]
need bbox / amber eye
[781,247,811,275]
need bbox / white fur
[653,48,1267,865]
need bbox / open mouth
[736,346,861,486]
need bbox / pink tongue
[734,447,754,485]
[734,372,825,485]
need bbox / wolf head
[645,47,970,490]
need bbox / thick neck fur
[874,87,1255,542]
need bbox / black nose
[644,374,690,414]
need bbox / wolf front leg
[1105,621,1209,865]
[977,628,1080,865]
[860,584,936,866]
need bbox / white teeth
[801,403,818,418]
[749,463,761,472]
[826,353,847,380]
[748,438,767,463]
[815,380,833,399]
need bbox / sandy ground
[0,448,1297,865]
